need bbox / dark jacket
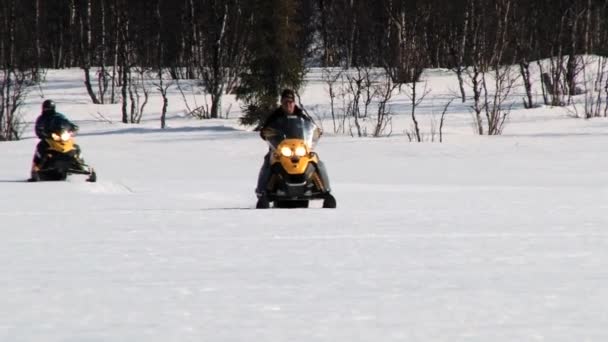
[259,105,310,139]
[35,110,78,139]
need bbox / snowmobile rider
[255,89,331,197]
[30,100,81,179]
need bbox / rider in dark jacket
[34,100,78,140]
[30,100,81,179]
[255,89,330,197]
[259,90,311,138]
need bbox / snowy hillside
[1,69,608,341]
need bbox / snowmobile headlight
[51,133,61,141]
[60,131,71,141]
[295,146,307,157]
[280,146,293,157]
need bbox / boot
[28,163,41,182]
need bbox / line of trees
[2,0,608,140]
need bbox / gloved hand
[260,127,274,139]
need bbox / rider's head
[280,89,296,114]
[42,99,56,112]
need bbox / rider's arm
[56,112,79,132]
[35,116,48,139]
[259,110,280,139]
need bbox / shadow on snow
[77,125,242,137]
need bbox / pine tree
[237,0,305,126]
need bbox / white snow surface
[1,68,608,341]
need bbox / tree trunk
[537,61,549,105]
[472,67,484,135]
[519,61,534,108]
[456,66,466,103]
[410,81,421,142]
[68,0,77,67]
[82,0,100,104]
[157,0,168,128]
[584,0,591,53]
[98,0,107,104]
[318,0,332,66]
[111,0,121,104]
[209,2,229,119]
[121,66,128,123]
[188,0,198,76]
[34,0,41,80]
[346,0,356,68]
[605,73,608,117]
[457,2,470,102]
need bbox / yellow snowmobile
[30,120,96,182]
[256,116,336,209]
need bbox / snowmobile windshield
[265,116,321,150]
[49,117,74,133]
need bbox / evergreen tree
[237,0,305,126]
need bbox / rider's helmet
[42,99,56,112]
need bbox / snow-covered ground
[1,68,608,341]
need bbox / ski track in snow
[81,181,135,194]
